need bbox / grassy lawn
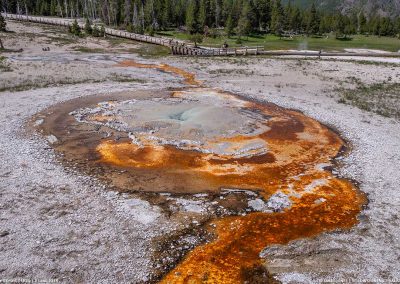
[156,31,400,52]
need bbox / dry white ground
[1,20,400,283]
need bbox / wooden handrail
[5,13,398,58]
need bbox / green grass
[72,43,170,57]
[156,31,400,52]
[72,46,107,53]
[0,56,12,72]
[131,43,171,58]
[109,73,147,83]
[0,78,104,93]
[337,82,400,119]
[45,35,78,46]
[104,37,170,57]
[0,75,147,93]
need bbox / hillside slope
[286,0,400,17]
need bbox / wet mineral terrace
[33,60,366,283]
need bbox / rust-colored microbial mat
[35,60,366,283]
[117,60,201,86]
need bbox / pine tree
[307,3,320,35]
[334,14,346,38]
[237,2,251,39]
[225,13,234,37]
[6,0,400,41]
[0,13,6,32]
[84,18,93,35]
[69,19,82,36]
[395,18,400,38]
[213,0,221,27]
[284,0,292,31]
[380,17,394,36]
[319,14,332,34]
[132,1,139,31]
[198,0,208,29]
[358,12,367,34]
[186,0,200,34]
[344,17,355,37]
[372,16,381,36]
[162,0,172,29]
[124,0,132,26]
[140,3,145,33]
[40,1,49,16]
[154,0,163,29]
[50,0,57,16]
[144,0,159,31]
[174,0,187,27]
[254,0,271,31]
[271,0,284,36]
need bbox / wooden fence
[3,13,176,47]
[3,13,400,58]
[3,13,267,56]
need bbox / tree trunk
[64,0,68,18]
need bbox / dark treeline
[2,0,400,38]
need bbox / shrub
[0,13,6,32]
[100,25,106,37]
[189,33,203,47]
[92,25,100,37]
[84,18,93,35]
[69,19,81,36]
[126,23,133,33]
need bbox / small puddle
[33,60,366,283]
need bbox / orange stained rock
[96,88,344,195]
[94,61,366,283]
[160,174,365,283]
[117,60,201,86]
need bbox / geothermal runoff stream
[34,60,365,283]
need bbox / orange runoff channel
[98,60,367,283]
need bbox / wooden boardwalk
[3,13,400,58]
[2,13,266,56]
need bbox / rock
[46,134,58,144]
[248,198,271,212]
[266,192,292,212]
[34,118,44,126]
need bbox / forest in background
[2,0,400,39]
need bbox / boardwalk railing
[2,13,266,56]
[4,13,400,58]
[3,13,181,47]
